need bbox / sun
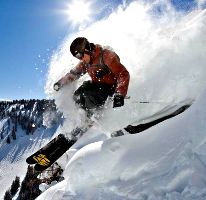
[66,0,93,26]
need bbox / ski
[26,124,92,171]
[26,134,76,170]
[111,104,191,137]
[34,137,76,171]
[26,103,191,171]
[26,134,66,165]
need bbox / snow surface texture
[0,120,58,198]
[37,1,206,200]
[38,89,206,200]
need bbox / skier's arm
[53,62,86,91]
[105,51,130,97]
[104,50,130,108]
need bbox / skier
[53,37,130,111]
[26,37,130,171]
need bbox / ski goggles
[74,49,90,60]
[74,52,84,59]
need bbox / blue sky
[0,0,202,100]
[0,0,69,100]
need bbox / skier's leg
[88,83,109,107]
[73,81,88,109]
[74,81,111,110]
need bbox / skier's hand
[53,82,62,91]
[113,94,124,108]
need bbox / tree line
[0,99,60,144]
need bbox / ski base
[26,134,76,171]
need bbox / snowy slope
[0,126,55,197]
[0,102,60,198]
[37,85,206,200]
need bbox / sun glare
[66,0,93,26]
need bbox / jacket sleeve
[105,51,130,97]
[57,62,86,86]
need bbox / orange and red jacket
[58,45,130,97]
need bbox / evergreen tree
[10,176,20,196]
[14,119,18,131]
[11,127,16,140]
[4,190,12,200]
[19,165,42,200]
[6,136,11,144]
[7,119,10,130]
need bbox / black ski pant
[73,81,115,110]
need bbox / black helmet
[70,37,91,59]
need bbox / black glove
[113,94,124,108]
[53,82,62,91]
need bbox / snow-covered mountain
[0,100,61,198]
[1,1,206,199]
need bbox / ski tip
[26,157,36,165]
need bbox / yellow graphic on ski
[33,154,50,166]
